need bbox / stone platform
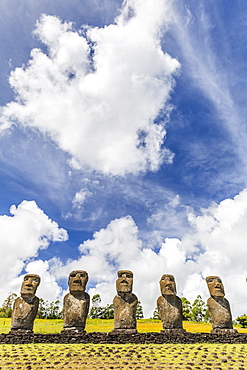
[0,331,247,344]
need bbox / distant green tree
[236,315,247,328]
[37,298,48,319]
[89,294,104,319]
[151,307,159,319]
[181,297,192,321]
[92,294,101,306]
[136,301,144,319]
[102,303,114,319]
[0,292,17,318]
[46,300,61,319]
[191,295,209,322]
[89,294,114,319]
[37,298,62,319]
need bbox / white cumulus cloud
[54,189,247,318]
[0,0,179,176]
[0,200,68,303]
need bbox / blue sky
[0,0,247,318]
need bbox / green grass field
[1,318,247,334]
[0,319,247,369]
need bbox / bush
[236,315,247,328]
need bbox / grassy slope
[0,342,247,369]
[1,319,247,369]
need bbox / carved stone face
[206,276,225,297]
[116,270,133,294]
[159,274,177,296]
[21,274,40,296]
[68,270,88,293]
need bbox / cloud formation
[0,200,68,301]
[54,189,247,318]
[0,0,179,176]
[2,190,246,318]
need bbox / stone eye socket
[162,276,174,281]
[24,276,39,282]
[24,276,33,281]
[118,272,132,278]
[70,272,87,278]
[208,278,222,283]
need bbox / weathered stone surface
[157,274,185,332]
[111,270,138,334]
[10,274,40,332]
[0,331,246,345]
[206,276,237,333]
[63,270,90,332]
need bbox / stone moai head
[159,274,177,296]
[68,270,88,294]
[116,270,133,294]
[20,274,40,298]
[206,276,225,297]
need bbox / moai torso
[207,296,233,329]
[11,296,39,331]
[63,292,90,329]
[113,292,138,329]
[157,295,183,329]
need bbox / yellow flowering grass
[0,342,247,369]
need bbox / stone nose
[25,279,33,285]
[164,278,171,283]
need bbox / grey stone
[62,270,90,332]
[206,276,237,333]
[10,274,40,332]
[157,274,185,332]
[110,270,138,334]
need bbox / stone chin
[161,289,176,296]
[117,285,132,294]
[69,284,85,293]
[21,291,34,296]
[211,289,225,298]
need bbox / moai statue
[206,276,237,334]
[157,274,185,333]
[10,274,40,332]
[63,270,90,332]
[110,270,138,334]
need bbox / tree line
[0,292,246,327]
